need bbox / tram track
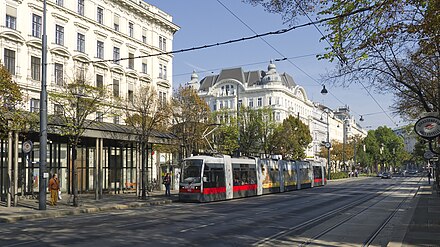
[254,177,421,247]
[253,180,404,246]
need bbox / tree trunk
[72,145,79,207]
[141,142,147,199]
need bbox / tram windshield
[181,159,203,183]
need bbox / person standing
[428,171,432,185]
[48,174,60,206]
[163,173,171,197]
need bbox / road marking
[2,240,40,247]
[180,222,215,233]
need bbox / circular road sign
[22,140,33,154]
[414,116,440,140]
[324,142,331,149]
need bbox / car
[381,172,392,179]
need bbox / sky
[146,0,407,130]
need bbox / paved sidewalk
[0,190,179,223]
[400,183,440,246]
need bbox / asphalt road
[0,176,422,247]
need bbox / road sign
[22,140,33,154]
[414,116,440,139]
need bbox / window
[142,61,147,74]
[113,47,120,64]
[268,97,272,105]
[31,56,41,80]
[238,99,242,108]
[128,22,134,37]
[113,79,119,97]
[113,115,119,124]
[56,0,63,6]
[4,49,15,75]
[159,91,166,105]
[96,74,103,88]
[55,25,64,45]
[142,29,147,43]
[54,104,63,115]
[78,0,84,15]
[159,36,166,51]
[128,90,133,103]
[163,65,167,79]
[128,53,134,69]
[96,41,104,59]
[6,6,17,30]
[114,15,120,31]
[248,98,254,108]
[257,97,262,107]
[32,14,42,38]
[77,33,85,52]
[96,112,103,122]
[30,98,40,113]
[97,7,103,24]
[54,63,64,85]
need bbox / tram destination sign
[414,116,440,139]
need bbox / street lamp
[320,110,331,181]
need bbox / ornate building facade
[0,0,179,203]
[188,61,367,165]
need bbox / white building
[1,0,178,122]
[188,61,367,162]
[0,0,179,198]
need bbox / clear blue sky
[147,0,405,130]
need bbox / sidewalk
[400,183,440,246]
[0,190,179,223]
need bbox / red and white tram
[179,155,326,202]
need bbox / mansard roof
[198,66,297,92]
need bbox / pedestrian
[428,171,432,185]
[48,174,60,206]
[163,173,171,196]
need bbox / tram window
[203,163,225,188]
[233,164,257,185]
[181,159,203,183]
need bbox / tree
[172,86,211,158]
[0,64,30,138]
[244,0,440,121]
[123,84,171,199]
[213,110,239,155]
[273,115,312,160]
[49,70,111,206]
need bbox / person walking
[428,171,432,185]
[163,173,171,197]
[48,174,60,206]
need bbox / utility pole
[39,0,48,210]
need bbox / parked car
[381,172,392,179]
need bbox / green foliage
[273,115,312,160]
[213,110,239,155]
[330,171,349,180]
[244,0,440,121]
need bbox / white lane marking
[2,240,40,247]
[180,222,215,233]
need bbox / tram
[179,155,326,202]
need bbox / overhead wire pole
[39,0,48,210]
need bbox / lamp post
[321,111,331,181]
[320,85,331,181]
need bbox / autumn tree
[49,69,111,206]
[123,84,171,199]
[172,86,211,158]
[0,64,33,138]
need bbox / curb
[0,198,174,223]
